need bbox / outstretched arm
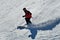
[22,15,25,17]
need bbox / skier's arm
[22,15,25,17]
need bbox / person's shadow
[17,18,60,39]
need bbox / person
[22,8,32,25]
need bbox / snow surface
[0,0,60,40]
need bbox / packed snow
[0,0,60,40]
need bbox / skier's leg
[25,18,28,24]
[25,18,32,24]
[27,18,29,24]
[28,18,32,24]
[27,18,31,24]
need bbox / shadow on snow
[17,18,60,39]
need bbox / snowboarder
[22,8,32,25]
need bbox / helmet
[23,8,26,10]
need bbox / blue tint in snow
[17,18,60,39]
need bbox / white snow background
[0,0,60,40]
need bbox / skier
[22,8,32,25]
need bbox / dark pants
[25,18,32,24]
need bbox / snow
[0,0,60,40]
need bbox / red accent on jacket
[25,11,32,18]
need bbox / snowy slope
[0,0,60,40]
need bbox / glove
[22,16,25,17]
